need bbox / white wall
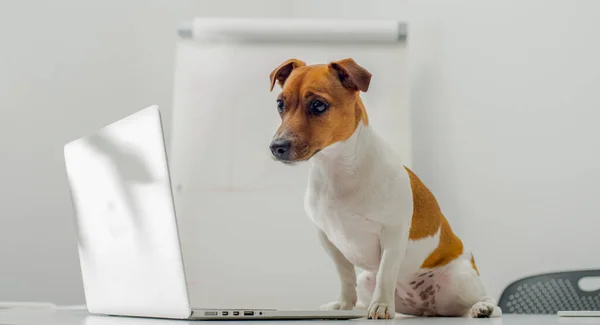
[0,0,176,304]
[294,0,600,301]
[2,0,599,306]
[407,0,600,300]
[0,0,299,304]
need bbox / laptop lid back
[64,106,191,318]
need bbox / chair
[498,270,600,314]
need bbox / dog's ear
[269,59,306,91]
[328,58,372,92]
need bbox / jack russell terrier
[268,58,502,319]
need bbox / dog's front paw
[469,302,495,318]
[367,300,394,319]
[321,300,355,311]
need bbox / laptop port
[222,311,229,316]
[233,311,239,316]
[204,311,218,316]
[244,311,255,316]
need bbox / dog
[268,58,501,319]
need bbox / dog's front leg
[318,230,357,310]
[368,225,409,319]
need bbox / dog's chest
[306,191,382,272]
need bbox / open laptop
[63,105,366,320]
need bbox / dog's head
[268,58,371,163]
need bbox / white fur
[304,122,501,319]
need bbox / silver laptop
[63,105,366,320]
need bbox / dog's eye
[310,100,329,115]
[276,99,285,113]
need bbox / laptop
[63,105,366,320]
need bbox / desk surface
[1,310,600,325]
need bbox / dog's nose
[270,138,292,160]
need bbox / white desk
[0,310,598,325]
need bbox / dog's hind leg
[469,295,502,318]
[429,255,502,318]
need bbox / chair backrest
[499,270,600,314]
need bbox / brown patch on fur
[404,167,464,269]
[269,58,371,161]
[471,254,480,275]
[420,215,464,269]
[355,97,369,126]
[405,168,442,240]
